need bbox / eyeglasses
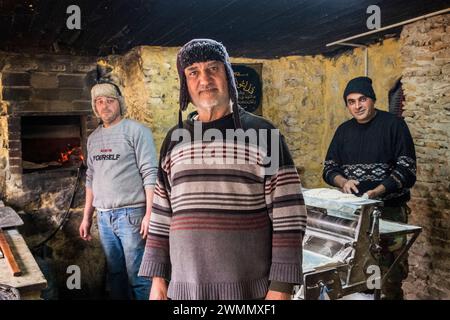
[346,96,368,106]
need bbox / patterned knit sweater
[138,108,307,300]
[323,109,416,206]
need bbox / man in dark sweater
[139,39,307,300]
[323,76,417,299]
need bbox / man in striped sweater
[139,39,307,300]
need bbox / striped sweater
[139,108,307,300]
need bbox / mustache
[198,86,218,93]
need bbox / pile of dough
[303,188,362,201]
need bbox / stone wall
[98,47,180,150]
[0,52,104,299]
[105,39,402,187]
[0,52,98,204]
[321,39,403,163]
[400,13,450,300]
[231,55,326,185]
[0,14,441,299]
[102,31,450,299]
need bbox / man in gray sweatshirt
[79,82,158,300]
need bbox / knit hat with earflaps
[91,82,127,118]
[176,39,241,129]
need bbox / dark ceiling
[0,0,449,58]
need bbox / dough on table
[303,188,361,201]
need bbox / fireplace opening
[21,116,84,173]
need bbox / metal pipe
[326,8,450,47]
[364,45,368,76]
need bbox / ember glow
[58,146,84,164]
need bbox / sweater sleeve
[381,118,417,194]
[134,125,158,188]
[138,151,172,280]
[85,137,94,189]
[265,134,307,285]
[323,127,346,186]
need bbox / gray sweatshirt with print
[86,119,158,209]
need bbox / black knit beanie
[343,76,377,103]
[176,39,241,129]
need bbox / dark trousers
[379,204,410,300]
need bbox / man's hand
[80,188,95,241]
[365,184,386,199]
[149,277,168,300]
[141,188,154,240]
[365,190,378,199]
[79,218,93,241]
[342,179,359,194]
[265,290,291,300]
[140,213,151,239]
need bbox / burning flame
[58,146,84,164]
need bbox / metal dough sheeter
[294,189,421,300]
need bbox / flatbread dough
[303,188,361,201]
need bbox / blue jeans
[97,206,151,300]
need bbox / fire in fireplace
[20,115,85,173]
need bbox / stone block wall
[232,55,327,185]
[0,54,96,114]
[103,39,402,188]
[98,46,180,149]
[101,31,450,299]
[0,52,98,203]
[321,39,403,162]
[400,13,450,300]
[0,52,104,299]
[0,14,438,299]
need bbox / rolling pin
[0,229,22,276]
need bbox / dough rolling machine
[293,188,421,300]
